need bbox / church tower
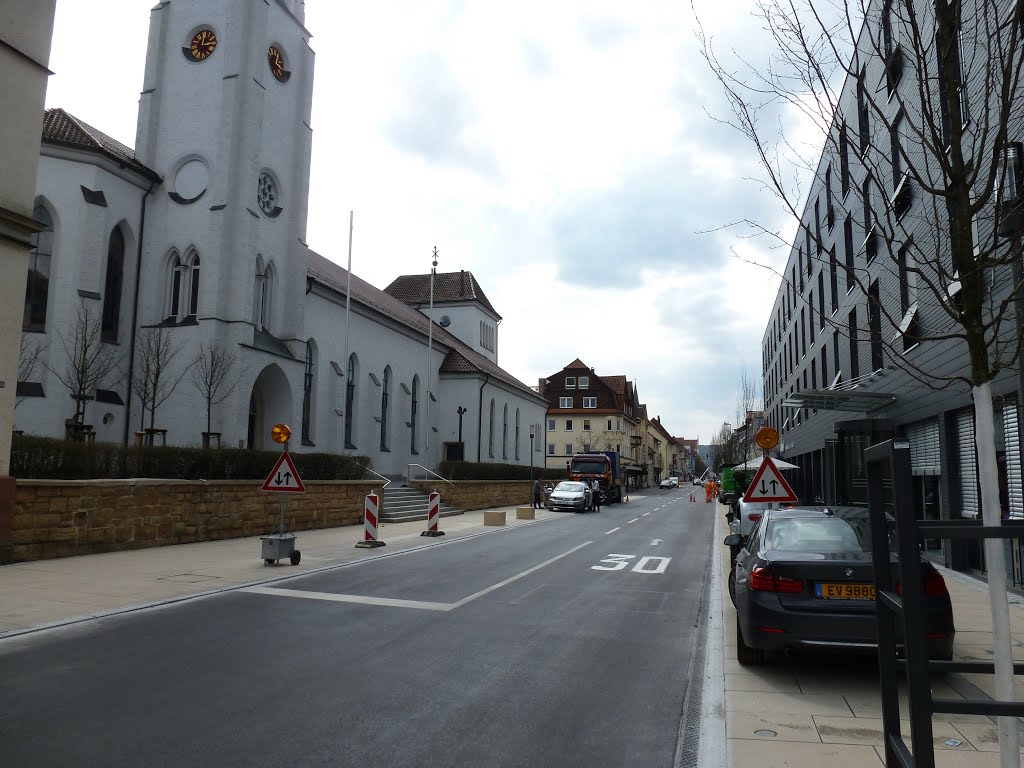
[135,0,313,343]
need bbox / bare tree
[710,421,742,471]
[190,342,243,443]
[16,334,44,409]
[44,302,120,427]
[699,0,1024,759]
[575,429,617,454]
[734,362,762,464]
[132,327,191,440]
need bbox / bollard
[355,491,386,548]
[420,491,446,537]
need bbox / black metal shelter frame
[866,438,1024,767]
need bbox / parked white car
[659,477,679,489]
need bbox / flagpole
[425,247,438,466]
[341,211,353,452]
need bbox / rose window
[257,173,278,216]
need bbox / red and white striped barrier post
[355,490,386,548]
[420,491,445,537]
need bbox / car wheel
[728,568,737,605]
[736,615,765,666]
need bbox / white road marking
[650,539,662,545]
[450,541,593,608]
[241,586,452,611]
[241,541,594,613]
[605,527,621,535]
[642,512,651,516]
[627,517,640,524]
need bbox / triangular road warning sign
[742,456,797,503]
[261,451,306,493]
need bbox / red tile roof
[383,270,500,319]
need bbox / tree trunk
[974,380,1020,768]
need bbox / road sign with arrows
[261,451,306,493]
[742,456,797,503]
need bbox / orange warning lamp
[755,426,779,451]
[271,423,292,444]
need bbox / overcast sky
[44,0,794,443]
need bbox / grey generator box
[260,532,296,561]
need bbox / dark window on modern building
[808,290,816,344]
[101,227,124,343]
[857,68,869,153]
[798,248,804,292]
[815,200,822,255]
[844,215,855,292]
[805,226,813,274]
[818,271,825,327]
[891,111,903,189]
[868,281,884,372]
[821,346,828,389]
[829,245,839,309]
[862,176,877,262]
[897,240,911,315]
[833,332,841,384]
[839,122,850,197]
[825,165,835,230]
[800,307,807,355]
[848,307,860,380]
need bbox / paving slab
[725,671,803,693]
[726,690,855,717]
[731,738,884,767]
[813,715,977,751]
[952,722,1024,752]
[726,711,822,743]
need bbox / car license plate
[816,582,875,600]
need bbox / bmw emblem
[844,567,854,578]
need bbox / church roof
[306,251,540,401]
[383,270,500,319]
[41,108,160,181]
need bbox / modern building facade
[761,0,1024,576]
[15,0,547,478]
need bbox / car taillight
[749,565,804,593]
[748,513,761,522]
[923,568,948,596]
[894,567,948,597]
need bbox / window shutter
[957,409,978,518]
[907,420,940,476]
[1004,398,1023,518]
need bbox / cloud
[578,16,635,48]
[383,52,499,176]
[520,39,554,78]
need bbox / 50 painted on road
[592,554,671,574]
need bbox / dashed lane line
[627,517,640,524]
[605,527,621,535]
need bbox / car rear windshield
[556,482,587,492]
[571,460,607,473]
[765,516,871,553]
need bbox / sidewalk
[0,505,558,638]
[713,506,1024,767]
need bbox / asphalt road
[0,489,716,768]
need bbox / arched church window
[344,354,357,449]
[515,408,520,460]
[502,403,508,459]
[101,226,125,342]
[411,376,419,454]
[380,367,391,451]
[489,398,495,458]
[253,259,274,332]
[187,253,200,317]
[301,339,316,443]
[24,203,53,331]
[168,252,184,320]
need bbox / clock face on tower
[188,29,218,61]
[268,46,288,81]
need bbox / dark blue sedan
[725,506,955,666]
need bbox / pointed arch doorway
[245,363,293,450]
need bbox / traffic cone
[625,491,629,504]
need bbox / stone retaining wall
[4,479,535,563]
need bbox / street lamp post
[424,247,438,467]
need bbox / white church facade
[16,0,547,478]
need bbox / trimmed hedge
[439,460,567,482]
[10,434,372,481]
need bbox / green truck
[717,464,753,508]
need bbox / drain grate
[674,543,713,767]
